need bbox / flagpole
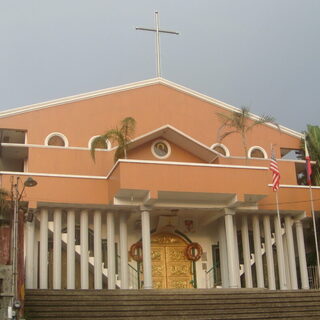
[309,185,320,283]
[275,190,287,289]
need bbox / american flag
[270,148,280,191]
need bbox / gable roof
[127,124,219,163]
[0,77,302,139]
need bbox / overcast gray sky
[1,1,319,132]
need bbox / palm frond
[90,117,136,163]
[216,105,278,159]
[247,115,279,132]
[120,117,136,141]
[90,135,110,161]
[216,112,234,125]
[105,128,123,144]
[219,130,238,142]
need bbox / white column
[252,215,264,288]
[233,221,241,287]
[241,216,253,288]
[39,208,48,289]
[33,230,39,288]
[94,210,102,289]
[218,218,229,288]
[25,218,35,289]
[263,215,276,290]
[119,213,129,289]
[80,209,89,289]
[141,208,153,289]
[274,215,287,290]
[53,208,62,289]
[295,219,309,289]
[107,211,116,289]
[67,209,75,289]
[285,216,298,289]
[283,234,291,289]
[224,209,238,288]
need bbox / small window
[48,136,65,146]
[88,136,111,150]
[151,140,171,159]
[211,143,230,157]
[44,132,68,147]
[248,146,267,159]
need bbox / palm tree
[91,117,136,163]
[216,106,278,158]
[300,125,320,186]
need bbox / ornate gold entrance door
[151,232,192,289]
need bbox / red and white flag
[270,148,280,191]
[304,138,312,185]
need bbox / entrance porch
[25,202,310,291]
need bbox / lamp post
[10,176,37,319]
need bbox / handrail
[205,263,220,289]
[205,263,218,274]
[116,254,142,289]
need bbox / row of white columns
[25,207,309,291]
[219,211,309,290]
[25,207,154,290]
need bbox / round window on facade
[48,136,65,146]
[211,143,230,157]
[44,132,69,147]
[213,145,226,156]
[151,140,171,159]
[248,146,267,159]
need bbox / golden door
[151,232,193,289]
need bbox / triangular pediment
[127,125,219,163]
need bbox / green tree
[216,106,278,158]
[91,117,136,163]
[302,125,320,186]
[0,188,10,220]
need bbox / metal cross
[136,11,179,77]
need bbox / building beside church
[0,77,319,299]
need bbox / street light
[10,176,37,319]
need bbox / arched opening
[248,146,267,159]
[88,136,111,150]
[45,132,68,147]
[211,143,230,157]
[48,135,65,147]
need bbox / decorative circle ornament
[129,242,143,262]
[151,139,171,159]
[185,242,203,261]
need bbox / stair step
[25,289,320,319]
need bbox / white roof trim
[0,77,303,139]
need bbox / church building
[1,77,319,295]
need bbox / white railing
[205,264,220,288]
[116,255,141,289]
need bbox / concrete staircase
[25,289,320,320]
